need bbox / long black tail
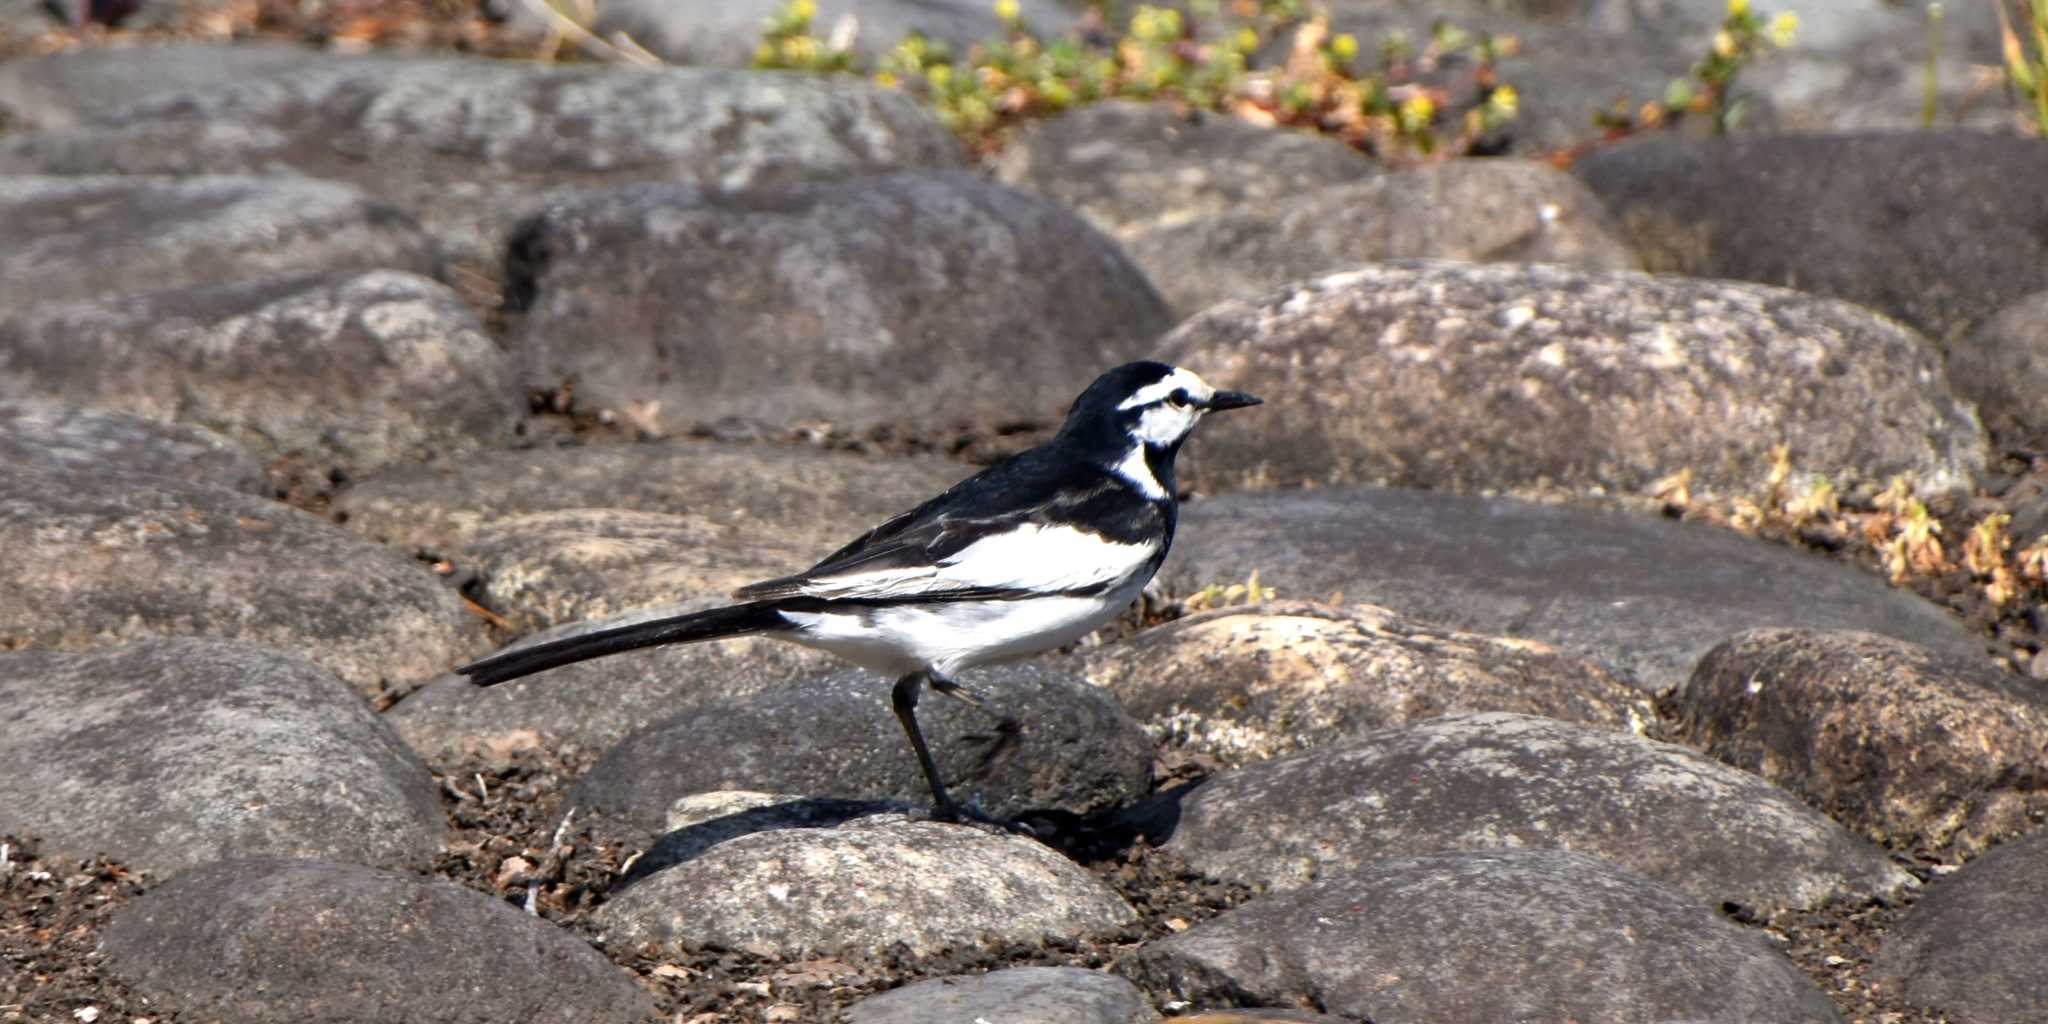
[458,601,789,687]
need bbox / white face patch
[1130,402,1201,448]
[1116,367,1216,412]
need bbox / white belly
[776,575,1147,678]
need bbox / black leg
[891,670,1034,835]
[891,671,958,816]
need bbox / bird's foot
[923,798,1038,837]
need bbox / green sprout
[754,0,1515,161]
[1585,0,1796,145]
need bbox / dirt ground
[0,735,1956,1024]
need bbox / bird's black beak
[1204,390,1262,411]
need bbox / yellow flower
[1398,93,1437,131]
[1489,83,1519,116]
[1767,11,1799,48]
[994,0,1020,25]
[1331,33,1359,61]
[1726,0,1749,16]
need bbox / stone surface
[1078,600,1651,765]
[624,791,902,884]
[1171,1013,1351,1023]
[572,664,1153,828]
[0,270,520,469]
[1948,288,2048,448]
[390,629,834,770]
[0,58,964,265]
[1873,828,2048,1024]
[1124,848,1842,1024]
[991,100,1379,235]
[846,966,1157,1024]
[1159,261,1987,497]
[0,462,486,696]
[0,640,443,877]
[505,171,1169,434]
[1162,487,1985,694]
[0,41,360,130]
[334,440,972,635]
[332,439,968,555]
[1125,159,1638,315]
[1166,712,1913,913]
[0,399,268,494]
[102,857,657,1024]
[594,818,1135,958]
[1675,628,2048,859]
[1572,132,2048,345]
[460,508,811,631]
[592,0,1077,67]
[0,175,441,312]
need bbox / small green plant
[756,0,1516,161]
[1922,2,1944,128]
[1182,570,1277,612]
[1586,0,1796,142]
[1998,0,2048,133]
[1654,451,2048,618]
[753,0,859,71]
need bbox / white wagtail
[458,361,1260,826]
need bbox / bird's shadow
[610,781,1202,893]
[616,796,906,890]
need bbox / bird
[457,361,1260,828]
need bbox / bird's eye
[1167,390,1193,409]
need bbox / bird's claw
[925,799,1038,837]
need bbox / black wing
[733,447,1163,603]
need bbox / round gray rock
[591,0,1077,67]
[594,817,1135,958]
[1167,711,1913,913]
[1159,260,1987,497]
[1571,131,2048,345]
[1078,601,1652,766]
[1948,288,2048,447]
[1161,487,1985,694]
[1123,848,1843,1024]
[0,462,486,696]
[1873,828,2048,1023]
[0,42,361,131]
[846,966,1157,1024]
[390,628,834,770]
[0,175,441,313]
[572,663,1153,827]
[0,270,520,470]
[1676,628,2048,859]
[1125,159,1639,316]
[0,639,443,877]
[460,508,811,632]
[991,100,1379,235]
[0,58,964,266]
[333,439,968,555]
[505,171,1169,433]
[0,399,268,494]
[102,856,657,1024]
